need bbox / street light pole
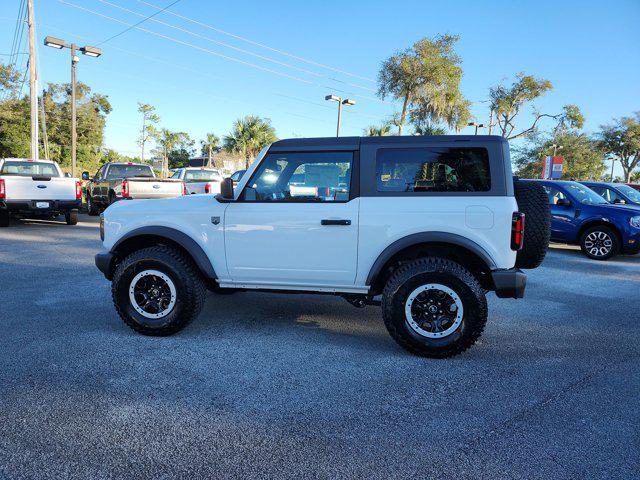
[325,95,356,137]
[71,44,78,178]
[44,36,101,177]
[468,122,485,135]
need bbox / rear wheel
[382,257,487,358]
[0,210,9,227]
[86,193,99,216]
[65,209,78,225]
[112,246,207,335]
[580,225,619,260]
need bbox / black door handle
[321,219,351,226]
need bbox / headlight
[100,213,105,241]
[630,216,640,228]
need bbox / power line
[58,1,389,105]
[41,23,386,124]
[98,0,377,94]
[135,0,377,84]
[98,0,181,45]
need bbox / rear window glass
[106,165,154,179]
[185,170,221,182]
[0,161,60,177]
[376,147,491,193]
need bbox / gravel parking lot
[0,214,638,479]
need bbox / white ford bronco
[95,136,550,358]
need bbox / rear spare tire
[514,180,550,269]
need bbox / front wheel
[382,257,488,358]
[112,246,207,336]
[580,225,619,260]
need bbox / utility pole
[140,114,146,162]
[27,0,39,160]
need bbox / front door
[544,185,577,241]
[224,150,359,287]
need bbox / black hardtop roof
[270,135,508,149]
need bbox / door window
[242,152,353,202]
[602,188,625,204]
[543,186,566,205]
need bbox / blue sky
[1,0,639,161]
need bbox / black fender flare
[112,226,217,279]
[365,232,497,286]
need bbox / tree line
[1,33,639,181]
[367,35,639,182]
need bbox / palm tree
[201,132,220,168]
[364,124,391,136]
[223,116,277,169]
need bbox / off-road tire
[382,257,488,358]
[86,194,100,216]
[112,245,207,336]
[0,210,9,227]
[580,225,619,261]
[514,180,551,269]
[65,209,78,225]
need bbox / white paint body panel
[0,159,77,201]
[224,199,359,285]
[101,142,518,294]
[356,196,518,285]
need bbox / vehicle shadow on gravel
[184,291,401,356]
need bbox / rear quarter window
[376,147,491,193]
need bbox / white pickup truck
[0,158,82,227]
[170,167,222,195]
[83,162,185,215]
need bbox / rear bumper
[95,251,115,280]
[491,268,526,299]
[1,199,81,214]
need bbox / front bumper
[491,268,526,299]
[1,199,81,214]
[95,251,115,280]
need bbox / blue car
[523,180,640,260]
[580,181,640,207]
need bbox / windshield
[565,183,608,205]
[185,170,221,182]
[616,184,640,203]
[0,161,60,177]
[106,164,154,180]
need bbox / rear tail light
[122,179,129,198]
[75,180,82,199]
[204,182,213,194]
[182,182,187,196]
[0,179,5,199]
[511,212,525,250]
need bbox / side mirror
[220,177,234,199]
[81,171,90,181]
[64,172,72,178]
[556,198,572,207]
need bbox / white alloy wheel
[404,283,464,338]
